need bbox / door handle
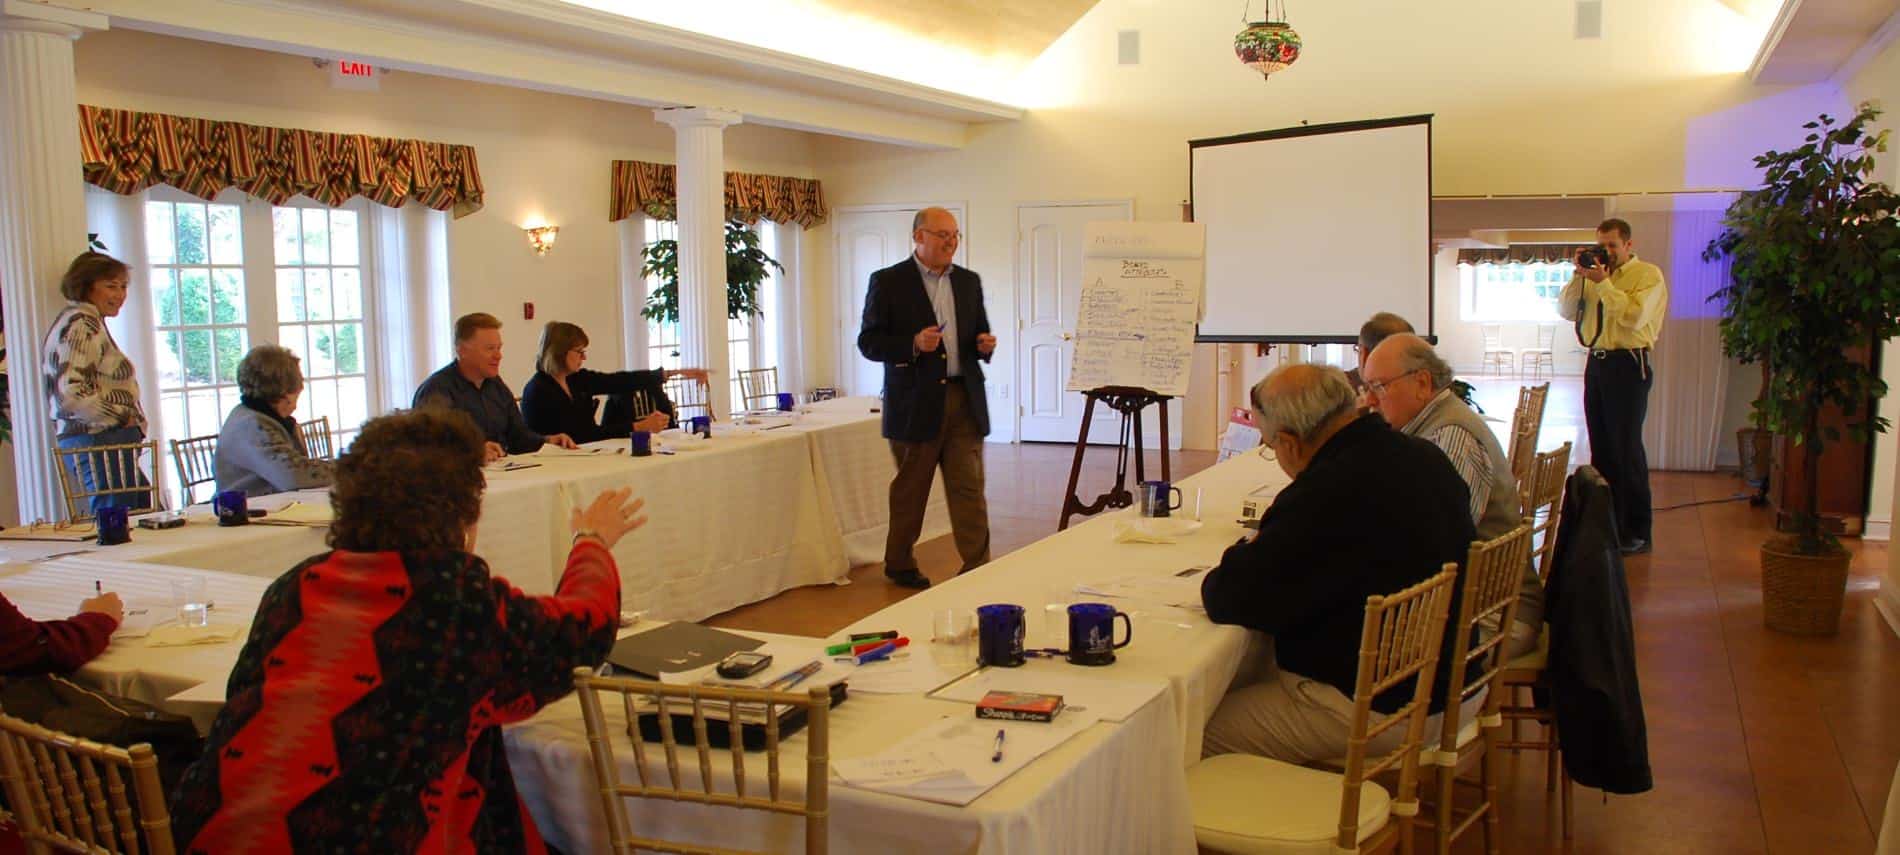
[1060,332,1074,341]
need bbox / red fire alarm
[523,302,534,320]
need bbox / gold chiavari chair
[1424,524,1535,855]
[1187,569,1459,854]
[0,712,175,855]
[50,440,160,522]
[572,668,831,855]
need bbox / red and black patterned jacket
[170,541,621,853]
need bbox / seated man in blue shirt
[413,312,577,462]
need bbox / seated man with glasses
[1363,334,1541,659]
[1201,363,1480,764]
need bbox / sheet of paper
[259,501,334,525]
[843,654,951,695]
[928,667,1165,722]
[167,679,227,705]
[1074,571,1209,612]
[832,710,1102,806]
[657,641,850,691]
[111,603,170,639]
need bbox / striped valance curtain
[1456,244,1594,266]
[609,160,827,227]
[77,105,486,218]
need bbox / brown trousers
[885,383,991,573]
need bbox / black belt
[1589,346,1653,380]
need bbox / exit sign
[329,59,381,91]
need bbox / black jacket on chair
[856,257,993,442]
[1545,465,1653,794]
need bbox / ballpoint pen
[991,729,1005,763]
[769,660,824,691]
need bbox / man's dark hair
[1598,218,1633,241]
[1357,312,1416,353]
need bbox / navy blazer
[856,257,992,442]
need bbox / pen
[825,636,910,657]
[849,630,899,642]
[991,729,1005,763]
[769,660,824,691]
[849,641,898,665]
[95,580,102,596]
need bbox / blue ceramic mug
[630,431,652,457]
[1066,603,1133,666]
[776,392,796,411]
[690,415,712,438]
[1139,480,1183,518]
[976,604,1026,668]
[212,489,249,527]
[95,506,131,546]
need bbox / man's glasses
[1362,369,1422,400]
[919,229,961,242]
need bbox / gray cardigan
[214,405,334,497]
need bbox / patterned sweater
[169,542,622,853]
[41,302,145,437]
[214,404,334,497]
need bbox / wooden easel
[1058,386,1172,530]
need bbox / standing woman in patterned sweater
[40,252,149,517]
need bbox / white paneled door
[833,204,967,398]
[1017,202,1178,448]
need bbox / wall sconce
[525,225,560,256]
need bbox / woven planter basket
[1760,536,1850,636]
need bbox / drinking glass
[171,576,209,628]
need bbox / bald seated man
[1364,334,1542,659]
[1200,363,1482,764]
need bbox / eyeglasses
[1362,369,1422,399]
[919,229,961,242]
[1256,443,1276,462]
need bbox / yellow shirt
[1557,256,1667,350]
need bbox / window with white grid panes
[145,198,249,452]
[643,218,682,374]
[1460,261,1572,322]
[273,205,372,449]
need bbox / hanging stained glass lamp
[1236,0,1302,81]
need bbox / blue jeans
[57,426,153,518]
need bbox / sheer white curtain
[369,202,451,405]
[768,222,805,397]
[617,214,652,370]
[1630,201,1735,471]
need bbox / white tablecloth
[0,556,268,730]
[504,631,1194,855]
[0,401,931,624]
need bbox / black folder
[605,622,763,679]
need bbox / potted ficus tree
[1704,103,1900,636]
[640,221,781,328]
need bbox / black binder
[605,622,764,679]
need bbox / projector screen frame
[1188,113,1435,345]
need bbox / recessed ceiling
[808,0,1100,66]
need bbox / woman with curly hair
[170,408,645,853]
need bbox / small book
[974,690,1064,723]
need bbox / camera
[1576,247,1610,270]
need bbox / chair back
[667,375,712,422]
[1535,324,1557,350]
[1335,568,1459,852]
[1481,325,1504,349]
[169,434,220,506]
[1434,525,1536,758]
[0,712,175,855]
[1521,443,1574,586]
[572,668,830,855]
[736,367,780,412]
[1508,383,1550,482]
[298,416,334,460]
[50,441,160,522]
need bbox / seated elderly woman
[213,344,334,497]
[169,409,646,851]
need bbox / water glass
[931,608,974,645]
[171,576,209,628]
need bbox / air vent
[1576,1,1603,39]
[1118,30,1140,65]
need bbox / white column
[0,3,107,523]
[656,107,741,419]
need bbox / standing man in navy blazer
[858,208,997,589]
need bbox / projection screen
[1190,115,1433,343]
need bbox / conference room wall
[810,0,1839,450]
[68,28,825,398]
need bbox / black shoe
[886,568,931,589]
[1619,538,1651,555]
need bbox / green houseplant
[1704,102,1900,635]
[640,221,781,325]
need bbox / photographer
[1558,218,1668,555]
